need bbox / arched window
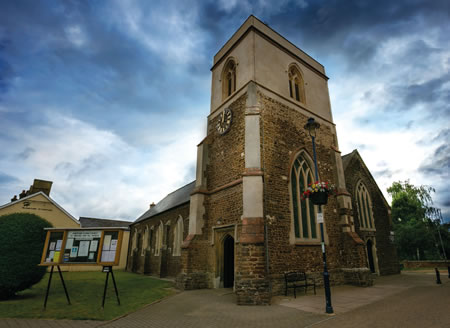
[155,222,164,256]
[355,181,375,230]
[222,59,236,100]
[290,151,319,241]
[173,216,184,256]
[131,229,137,251]
[141,226,148,256]
[149,226,154,253]
[288,65,305,103]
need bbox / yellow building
[0,190,80,228]
[0,179,129,271]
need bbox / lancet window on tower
[222,59,236,100]
[290,152,319,241]
[355,181,375,230]
[288,65,305,103]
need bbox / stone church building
[127,16,399,305]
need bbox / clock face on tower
[216,108,233,135]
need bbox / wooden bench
[284,271,316,298]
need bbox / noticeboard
[40,228,126,266]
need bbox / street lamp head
[304,117,320,138]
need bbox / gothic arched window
[131,229,137,251]
[149,226,154,253]
[222,59,236,100]
[288,65,305,103]
[141,226,148,256]
[173,216,184,256]
[356,181,375,230]
[155,222,164,256]
[290,151,319,241]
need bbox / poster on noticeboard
[40,228,125,266]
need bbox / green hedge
[0,213,52,299]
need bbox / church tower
[180,16,370,305]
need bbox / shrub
[0,213,52,299]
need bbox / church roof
[341,149,390,209]
[79,217,132,228]
[341,150,357,171]
[134,181,196,223]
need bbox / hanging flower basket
[302,181,335,205]
[310,190,329,205]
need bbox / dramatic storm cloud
[0,0,448,221]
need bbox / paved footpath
[1,272,448,328]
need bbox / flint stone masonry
[127,203,189,278]
[343,150,400,275]
[126,15,399,306]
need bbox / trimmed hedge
[0,213,52,299]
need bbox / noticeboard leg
[57,265,71,305]
[43,265,54,309]
[102,271,110,308]
[110,268,121,305]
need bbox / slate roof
[79,217,132,228]
[134,181,196,224]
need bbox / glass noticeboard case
[40,228,126,266]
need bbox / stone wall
[127,203,190,278]
[344,154,400,275]
[259,91,366,294]
[179,94,246,291]
[235,243,270,305]
[206,94,246,190]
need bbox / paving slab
[273,271,437,314]
[1,272,447,328]
[102,288,326,328]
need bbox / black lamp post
[304,117,334,314]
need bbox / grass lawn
[0,271,175,321]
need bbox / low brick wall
[176,272,210,290]
[402,260,450,269]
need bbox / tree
[0,213,52,299]
[387,180,446,261]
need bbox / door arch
[223,235,235,288]
[366,239,375,273]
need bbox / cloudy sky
[0,0,448,222]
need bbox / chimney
[150,202,156,209]
[29,179,53,196]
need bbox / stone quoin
[126,15,400,305]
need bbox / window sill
[294,241,322,246]
[359,228,376,232]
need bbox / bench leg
[294,287,296,298]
